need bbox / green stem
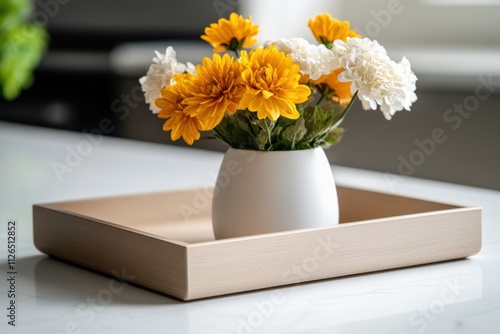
[291,132,297,150]
[244,111,258,137]
[333,90,359,128]
[314,84,329,106]
[264,119,273,150]
[316,93,325,106]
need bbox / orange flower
[155,73,203,145]
[183,53,244,130]
[308,13,360,48]
[239,46,311,121]
[201,12,259,53]
[313,68,353,105]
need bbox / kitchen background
[1,0,499,189]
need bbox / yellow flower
[239,45,311,121]
[313,68,353,105]
[155,73,203,145]
[183,53,244,130]
[201,12,259,53]
[308,13,360,47]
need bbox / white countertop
[0,121,499,334]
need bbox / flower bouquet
[140,12,417,151]
[139,13,418,239]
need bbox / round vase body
[212,147,339,239]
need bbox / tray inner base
[45,187,458,243]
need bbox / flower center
[253,65,278,98]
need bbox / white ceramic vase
[212,147,339,239]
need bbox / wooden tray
[33,186,481,301]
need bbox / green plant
[0,0,48,100]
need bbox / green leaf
[281,117,307,150]
[320,127,345,149]
[320,36,333,49]
[0,23,49,100]
[212,95,354,151]
[233,112,251,133]
[0,0,32,32]
[222,37,246,53]
[255,130,268,151]
[0,0,49,100]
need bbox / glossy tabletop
[0,121,499,334]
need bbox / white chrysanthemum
[266,37,338,80]
[139,46,194,114]
[332,37,417,120]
